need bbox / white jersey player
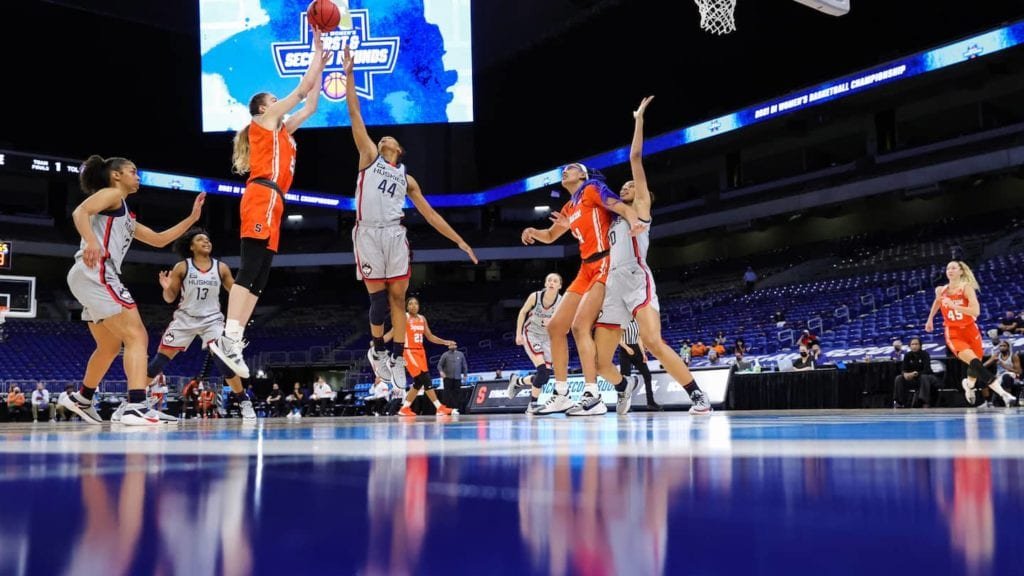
[592,97,711,415]
[342,45,478,391]
[150,229,255,419]
[62,154,205,426]
[506,273,563,414]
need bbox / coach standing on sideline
[438,343,468,410]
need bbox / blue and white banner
[200,0,473,131]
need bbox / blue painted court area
[1,410,1023,575]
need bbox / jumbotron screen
[199,0,473,132]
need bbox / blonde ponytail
[956,260,981,292]
[232,124,251,175]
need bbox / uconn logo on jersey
[271,9,399,101]
[371,162,406,197]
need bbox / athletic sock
[613,377,627,393]
[683,381,702,397]
[225,319,243,341]
[391,341,405,359]
[402,400,412,408]
[554,381,568,396]
[128,389,146,404]
[584,383,599,397]
[79,385,96,401]
[373,337,387,352]
[433,400,442,408]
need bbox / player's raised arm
[260,25,327,129]
[629,96,654,221]
[284,50,329,134]
[134,193,206,248]
[406,175,478,264]
[343,45,378,168]
[522,209,571,245]
[158,261,187,304]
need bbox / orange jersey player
[384,297,457,417]
[210,23,330,380]
[926,260,1018,407]
[521,164,644,417]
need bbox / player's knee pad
[533,364,551,389]
[211,353,237,379]
[147,353,172,378]
[412,373,431,390]
[236,239,273,296]
[369,291,389,326]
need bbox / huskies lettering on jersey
[272,9,399,101]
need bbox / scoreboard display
[0,241,11,271]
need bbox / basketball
[323,71,346,99]
[307,0,340,31]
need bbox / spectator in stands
[893,338,938,408]
[997,311,1020,336]
[286,382,306,419]
[707,349,721,365]
[679,340,692,363]
[494,365,504,380]
[734,338,748,356]
[365,376,390,416]
[743,266,757,294]
[438,343,468,409]
[55,385,75,421]
[31,382,50,422]
[890,340,905,362]
[712,341,726,358]
[312,376,336,416]
[984,341,1021,405]
[1017,311,1024,335]
[731,349,754,372]
[810,343,830,365]
[792,346,815,371]
[773,310,786,328]
[987,330,1002,353]
[266,383,283,417]
[181,379,199,419]
[690,341,708,357]
[714,331,727,347]
[148,375,168,411]
[198,384,217,419]
[6,386,25,421]
[798,330,819,348]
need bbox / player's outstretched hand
[548,211,569,229]
[459,242,478,264]
[521,228,537,245]
[158,270,172,290]
[633,95,654,119]
[190,193,206,221]
[628,219,648,237]
[343,45,354,76]
[924,320,934,333]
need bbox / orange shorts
[240,182,285,252]
[945,324,983,359]
[567,255,610,295]
[404,347,429,377]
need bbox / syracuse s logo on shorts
[254,223,263,233]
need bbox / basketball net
[694,0,737,35]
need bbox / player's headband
[563,163,588,179]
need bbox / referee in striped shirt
[619,319,661,411]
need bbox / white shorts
[67,261,136,323]
[353,223,410,282]
[598,266,660,328]
[159,310,224,352]
[523,329,553,364]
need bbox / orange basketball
[307,0,340,31]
